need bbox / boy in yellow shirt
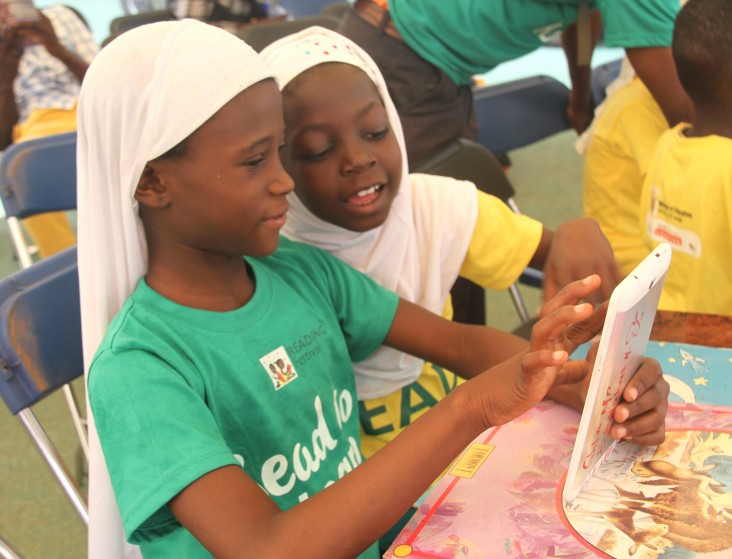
[640,0,732,315]
[582,74,668,275]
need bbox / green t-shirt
[88,237,398,558]
[389,0,679,85]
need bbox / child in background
[0,2,98,257]
[582,73,669,276]
[260,27,626,459]
[77,21,668,559]
[640,0,732,315]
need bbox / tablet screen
[562,243,671,503]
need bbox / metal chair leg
[17,409,89,524]
[8,216,89,461]
[508,283,532,324]
[61,384,89,462]
[6,217,34,269]
[0,533,23,559]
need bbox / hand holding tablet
[563,243,672,503]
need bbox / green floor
[0,128,585,559]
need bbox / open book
[384,246,732,559]
[385,341,732,559]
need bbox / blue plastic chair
[414,138,543,328]
[473,75,571,155]
[0,131,77,268]
[0,247,88,526]
[320,2,349,19]
[109,8,175,35]
[591,58,623,108]
[237,13,340,51]
[278,0,338,17]
[0,131,87,461]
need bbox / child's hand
[610,357,669,445]
[469,276,605,429]
[543,281,670,446]
[542,218,623,305]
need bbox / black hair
[673,0,732,105]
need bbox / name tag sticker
[449,443,495,479]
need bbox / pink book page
[385,343,732,559]
[386,401,591,559]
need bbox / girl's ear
[134,163,171,208]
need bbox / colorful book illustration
[385,341,732,559]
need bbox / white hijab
[76,20,273,559]
[261,28,478,399]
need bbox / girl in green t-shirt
[77,20,668,559]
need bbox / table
[651,310,732,348]
[385,312,732,559]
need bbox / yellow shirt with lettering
[583,77,668,275]
[640,124,732,315]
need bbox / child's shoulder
[407,173,478,210]
[89,280,164,357]
[406,173,479,228]
[257,236,364,282]
[264,235,335,269]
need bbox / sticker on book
[259,347,298,390]
[450,443,495,479]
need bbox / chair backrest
[473,75,571,154]
[278,0,337,17]
[320,2,349,19]
[0,131,77,220]
[413,138,541,328]
[591,58,623,108]
[0,247,82,414]
[109,9,176,35]
[413,138,516,204]
[236,14,340,51]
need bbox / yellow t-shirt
[640,124,732,315]
[359,191,542,458]
[583,77,668,275]
[12,105,77,143]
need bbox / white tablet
[562,243,672,503]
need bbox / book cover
[385,342,732,559]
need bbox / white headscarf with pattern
[261,27,478,399]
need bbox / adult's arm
[561,10,604,133]
[625,46,693,127]
[14,13,89,82]
[0,27,21,150]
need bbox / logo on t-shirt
[533,22,563,43]
[647,184,701,257]
[259,346,299,390]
